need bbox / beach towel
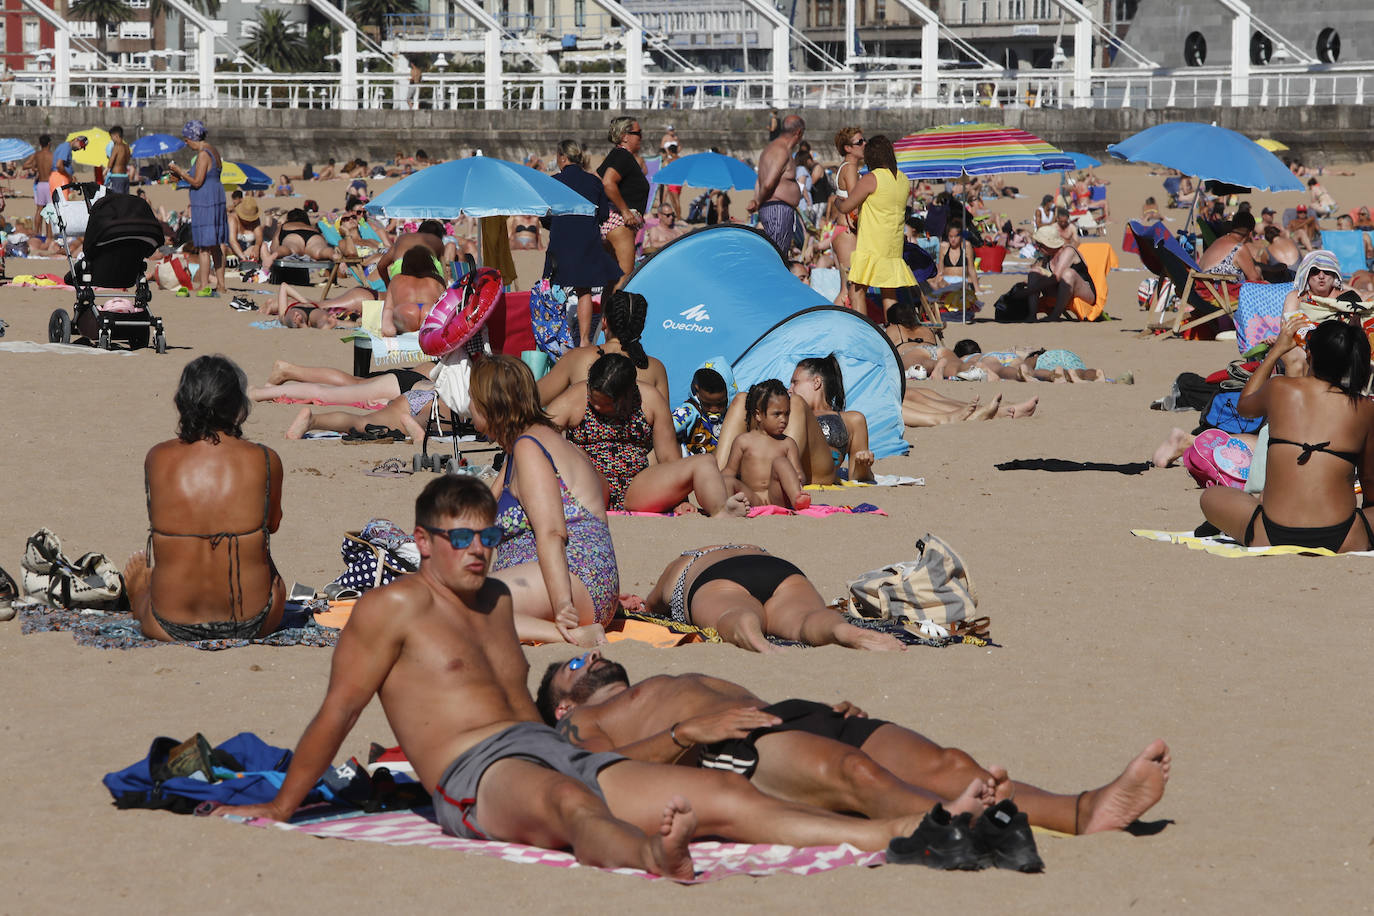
[0,340,132,356]
[10,273,74,289]
[1061,242,1117,320]
[1235,282,1292,353]
[805,474,924,489]
[234,807,886,883]
[997,458,1152,475]
[608,504,888,518]
[18,602,340,650]
[1131,529,1374,558]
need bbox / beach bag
[1182,428,1252,489]
[845,534,978,631]
[155,254,194,291]
[994,282,1031,322]
[529,277,576,359]
[331,519,419,593]
[1196,390,1264,436]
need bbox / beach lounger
[1321,230,1371,276]
[1151,238,1240,339]
[1234,281,1293,354]
[317,218,382,296]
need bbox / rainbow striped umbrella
[894,122,1073,180]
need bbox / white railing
[12,61,1374,111]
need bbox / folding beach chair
[1151,237,1241,339]
[315,218,379,297]
[1322,230,1371,276]
[1162,176,1182,208]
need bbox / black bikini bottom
[1244,506,1374,552]
[685,554,805,614]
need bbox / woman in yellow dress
[835,134,916,315]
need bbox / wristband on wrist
[669,722,692,750]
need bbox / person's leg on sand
[473,758,694,879]
[265,360,363,388]
[764,576,903,651]
[284,396,423,441]
[598,760,927,851]
[767,455,810,510]
[624,456,750,518]
[1199,486,1264,544]
[250,376,403,406]
[859,726,1170,835]
[489,561,607,647]
[686,584,783,654]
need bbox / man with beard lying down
[217,476,992,878]
[537,651,1171,837]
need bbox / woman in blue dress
[543,139,623,346]
[166,120,228,298]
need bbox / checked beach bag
[845,534,979,629]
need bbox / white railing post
[920,22,938,106]
[624,27,643,108]
[198,30,215,107]
[1229,6,1250,106]
[339,28,358,111]
[484,29,501,110]
[53,28,69,106]
[772,23,789,108]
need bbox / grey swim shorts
[430,721,626,839]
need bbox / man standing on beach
[48,134,85,200]
[748,114,805,256]
[218,476,971,876]
[106,126,131,195]
[24,134,52,227]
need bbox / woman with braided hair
[536,289,670,404]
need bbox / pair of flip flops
[342,424,407,444]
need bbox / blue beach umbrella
[229,161,272,192]
[654,151,758,191]
[1062,151,1101,170]
[1107,122,1303,192]
[131,133,185,158]
[365,157,596,220]
[0,137,33,162]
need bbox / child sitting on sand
[722,380,811,510]
[672,366,731,456]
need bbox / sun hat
[181,120,207,141]
[235,198,259,221]
[1033,225,1066,249]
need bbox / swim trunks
[756,200,803,255]
[430,722,625,840]
[695,699,888,778]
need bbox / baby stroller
[47,183,167,352]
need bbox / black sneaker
[887,804,984,870]
[971,800,1044,872]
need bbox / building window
[119,21,151,39]
[1114,0,1137,20]
[1183,30,1207,66]
[23,18,39,50]
[816,0,832,26]
[1009,0,1023,17]
[574,0,585,28]
[980,2,987,23]
[126,0,150,7]
[960,1,967,24]
[875,0,885,20]
[240,21,257,38]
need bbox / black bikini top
[1268,436,1360,466]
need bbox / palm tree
[348,0,419,37]
[69,0,134,58]
[242,9,309,73]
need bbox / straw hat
[235,197,259,221]
[1033,225,1066,249]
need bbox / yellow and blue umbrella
[65,127,112,167]
[894,122,1073,180]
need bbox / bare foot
[712,492,751,518]
[285,407,312,440]
[1078,739,1171,834]
[987,764,1013,804]
[838,624,906,651]
[1008,396,1038,419]
[946,776,996,818]
[1052,368,1071,383]
[793,492,812,510]
[566,624,608,647]
[266,359,292,385]
[121,551,150,606]
[1153,427,1190,468]
[672,501,698,516]
[646,796,697,881]
[971,393,1003,421]
[1017,363,1036,383]
[948,401,979,423]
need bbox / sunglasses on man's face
[624,130,642,136]
[422,525,502,550]
[850,138,866,146]
[566,653,592,672]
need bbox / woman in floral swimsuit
[548,353,750,518]
[470,356,619,647]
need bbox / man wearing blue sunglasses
[538,652,1171,840]
[220,475,972,876]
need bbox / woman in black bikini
[1026,225,1095,322]
[260,207,340,274]
[935,223,980,298]
[123,356,286,642]
[628,544,903,653]
[1201,316,1374,552]
[508,214,542,250]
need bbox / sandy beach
[3,159,1372,913]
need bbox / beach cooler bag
[845,534,979,632]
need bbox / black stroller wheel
[97,328,111,350]
[127,326,151,350]
[48,309,71,344]
[154,331,167,354]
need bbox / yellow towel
[1129,529,1374,558]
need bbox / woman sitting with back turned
[537,290,669,404]
[1201,316,1374,552]
[124,356,285,641]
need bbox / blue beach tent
[625,225,909,458]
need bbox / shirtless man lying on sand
[218,477,991,878]
[539,652,1171,837]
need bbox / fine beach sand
[3,160,1373,912]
